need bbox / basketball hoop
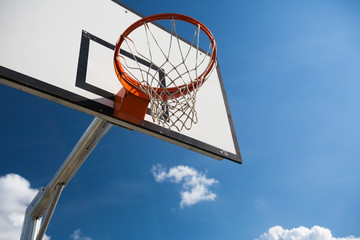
[113,13,217,131]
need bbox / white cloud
[0,173,50,240]
[256,226,360,240]
[70,229,92,240]
[151,164,218,208]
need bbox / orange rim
[114,13,217,100]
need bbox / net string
[118,18,217,131]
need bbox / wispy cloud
[151,164,218,208]
[256,226,360,240]
[0,173,50,240]
[70,229,92,240]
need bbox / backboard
[0,0,241,163]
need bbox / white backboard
[0,0,241,163]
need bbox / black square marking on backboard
[75,30,165,100]
[75,31,116,101]
[75,30,169,118]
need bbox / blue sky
[1,0,360,239]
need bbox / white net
[118,18,216,131]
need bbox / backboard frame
[0,0,242,163]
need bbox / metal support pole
[20,117,113,240]
[35,183,65,240]
[20,214,41,240]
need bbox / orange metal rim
[114,13,217,100]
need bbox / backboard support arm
[20,117,113,240]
